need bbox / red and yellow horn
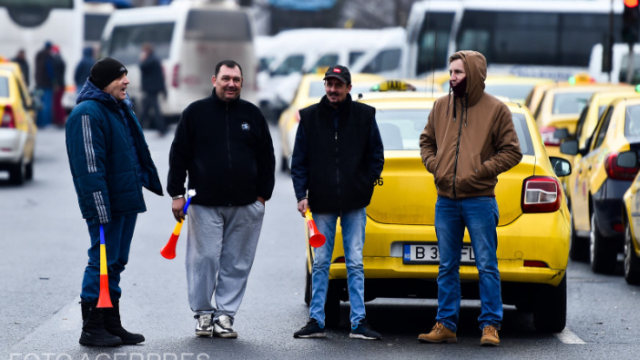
[305,209,326,248]
[96,225,113,308]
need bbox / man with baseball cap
[65,57,163,347]
[291,65,385,340]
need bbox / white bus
[0,0,83,101]
[406,0,623,81]
[101,0,257,121]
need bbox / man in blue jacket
[66,57,163,347]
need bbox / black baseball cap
[323,65,351,84]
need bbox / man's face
[103,74,129,101]
[212,65,243,102]
[449,59,466,87]
[324,77,352,105]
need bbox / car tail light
[613,223,625,233]
[172,64,180,88]
[524,260,548,267]
[539,126,560,146]
[1,105,16,129]
[604,152,640,180]
[333,257,345,263]
[521,176,562,213]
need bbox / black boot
[80,301,123,347]
[104,300,145,344]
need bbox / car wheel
[624,222,640,285]
[9,157,25,185]
[324,280,341,328]
[590,213,617,274]
[25,157,34,181]
[569,211,589,262]
[304,262,311,306]
[533,274,567,333]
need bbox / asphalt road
[1,125,640,360]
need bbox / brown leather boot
[417,322,457,343]
[480,325,500,346]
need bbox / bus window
[108,23,175,65]
[415,12,454,75]
[185,10,252,42]
[349,51,364,66]
[84,13,110,43]
[363,49,402,73]
[457,10,620,67]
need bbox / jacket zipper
[226,102,232,169]
[452,99,463,199]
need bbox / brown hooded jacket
[419,51,523,199]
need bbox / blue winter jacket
[66,80,163,224]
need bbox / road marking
[555,328,586,344]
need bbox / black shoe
[79,301,123,347]
[104,300,145,344]
[349,319,382,340]
[293,318,326,338]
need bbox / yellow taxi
[525,81,560,115]
[440,74,554,104]
[622,169,640,285]
[0,67,37,184]
[559,90,640,261]
[278,73,385,171]
[560,96,640,274]
[533,81,632,160]
[304,83,572,332]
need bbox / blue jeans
[310,208,366,329]
[80,214,137,302]
[434,196,502,332]
[37,88,53,128]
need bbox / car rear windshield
[552,92,592,115]
[625,104,640,138]
[0,76,9,98]
[109,22,175,64]
[484,84,535,101]
[375,109,534,155]
[185,10,252,42]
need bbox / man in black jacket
[139,44,167,136]
[167,60,275,339]
[291,65,384,340]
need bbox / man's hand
[172,197,186,222]
[297,199,308,217]
[257,196,265,206]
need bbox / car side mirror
[554,128,569,140]
[617,151,638,168]
[549,156,572,177]
[559,139,579,156]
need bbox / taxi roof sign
[371,80,416,92]
[568,73,594,85]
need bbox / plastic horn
[305,209,326,248]
[161,189,196,259]
[96,225,113,308]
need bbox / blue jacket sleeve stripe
[93,191,108,224]
[82,115,97,173]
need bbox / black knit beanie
[90,57,128,90]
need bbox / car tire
[590,213,617,274]
[532,274,567,333]
[25,157,34,181]
[624,222,640,285]
[304,262,312,306]
[324,280,341,328]
[9,157,25,185]
[569,211,589,262]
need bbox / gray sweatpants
[186,202,265,320]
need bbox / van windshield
[109,22,175,65]
[185,10,252,42]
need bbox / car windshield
[484,84,536,100]
[308,81,380,98]
[625,104,640,138]
[375,109,533,155]
[0,76,8,97]
[552,92,592,115]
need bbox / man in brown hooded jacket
[417,51,522,346]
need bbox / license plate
[403,244,475,264]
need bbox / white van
[589,43,640,85]
[100,0,256,121]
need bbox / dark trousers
[141,92,166,135]
[80,214,137,302]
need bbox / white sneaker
[213,315,238,338]
[195,314,213,337]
